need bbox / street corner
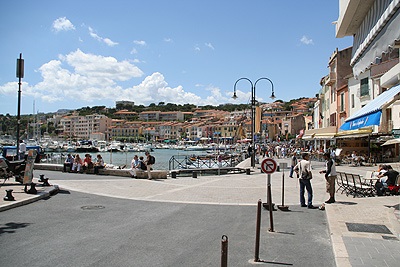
[0,181,60,212]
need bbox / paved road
[0,158,399,266]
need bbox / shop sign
[392,129,400,138]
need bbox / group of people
[64,153,105,174]
[291,152,337,210]
[375,164,399,196]
[291,150,399,209]
[129,151,155,179]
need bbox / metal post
[16,53,24,157]
[251,87,255,168]
[267,174,274,232]
[221,235,228,267]
[254,199,262,262]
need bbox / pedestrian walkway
[0,159,399,266]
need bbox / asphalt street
[0,183,334,267]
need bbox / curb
[0,185,59,212]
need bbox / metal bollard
[4,189,15,201]
[254,199,262,262]
[246,168,251,175]
[42,178,51,186]
[171,171,177,178]
[221,235,228,267]
[192,171,197,178]
[24,183,37,195]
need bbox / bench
[98,168,168,179]
[34,163,168,179]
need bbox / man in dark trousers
[319,152,337,203]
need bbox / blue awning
[340,85,400,131]
[340,110,382,131]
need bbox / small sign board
[261,158,277,174]
[23,149,37,184]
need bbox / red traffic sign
[261,158,277,174]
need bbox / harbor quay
[0,158,399,266]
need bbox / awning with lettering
[340,85,400,131]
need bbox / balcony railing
[326,72,336,86]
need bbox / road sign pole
[267,173,274,232]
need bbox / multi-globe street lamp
[233,77,276,168]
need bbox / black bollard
[38,174,45,183]
[4,189,15,201]
[192,171,197,178]
[246,168,251,175]
[221,235,228,267]
[171,171,177,178]
[24,183,37,194]
[254,200,262,262]
[42,178,51,187]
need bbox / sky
[0,0,353,115]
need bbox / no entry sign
[261,158,277,174]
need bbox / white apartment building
[59,114,112,140]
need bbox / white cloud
[194,45,200,51]
[52,17,75,32]
[0,50,231,108]
[133,40,146,46]
[88,27,118,46]
[205,42,215,50]
[164,38,173,43]
[300,35,314,45]
[130,48,138,54]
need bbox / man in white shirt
[19,140,27,160]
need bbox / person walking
[320,152,337,203]
[289,153,298,178]
[294,153,315,209]
[145,151,155,180]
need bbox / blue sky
[0,0,352,115]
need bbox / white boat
[108,141,123,152]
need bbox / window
[351,94,355,108]
[340,93,344,112]
[360,78,369,97]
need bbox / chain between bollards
[221,235,228,267]
[254,199,262,262]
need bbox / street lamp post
[233,77,276,168]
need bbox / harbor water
[43,149,230,170]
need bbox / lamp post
[16,53,24,159]
[233,77,276,168]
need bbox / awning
[381,138,400,146]
[340,85,400,131]
[302,126,336,140]
[335,128,373,139]
[352,1,400,77]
